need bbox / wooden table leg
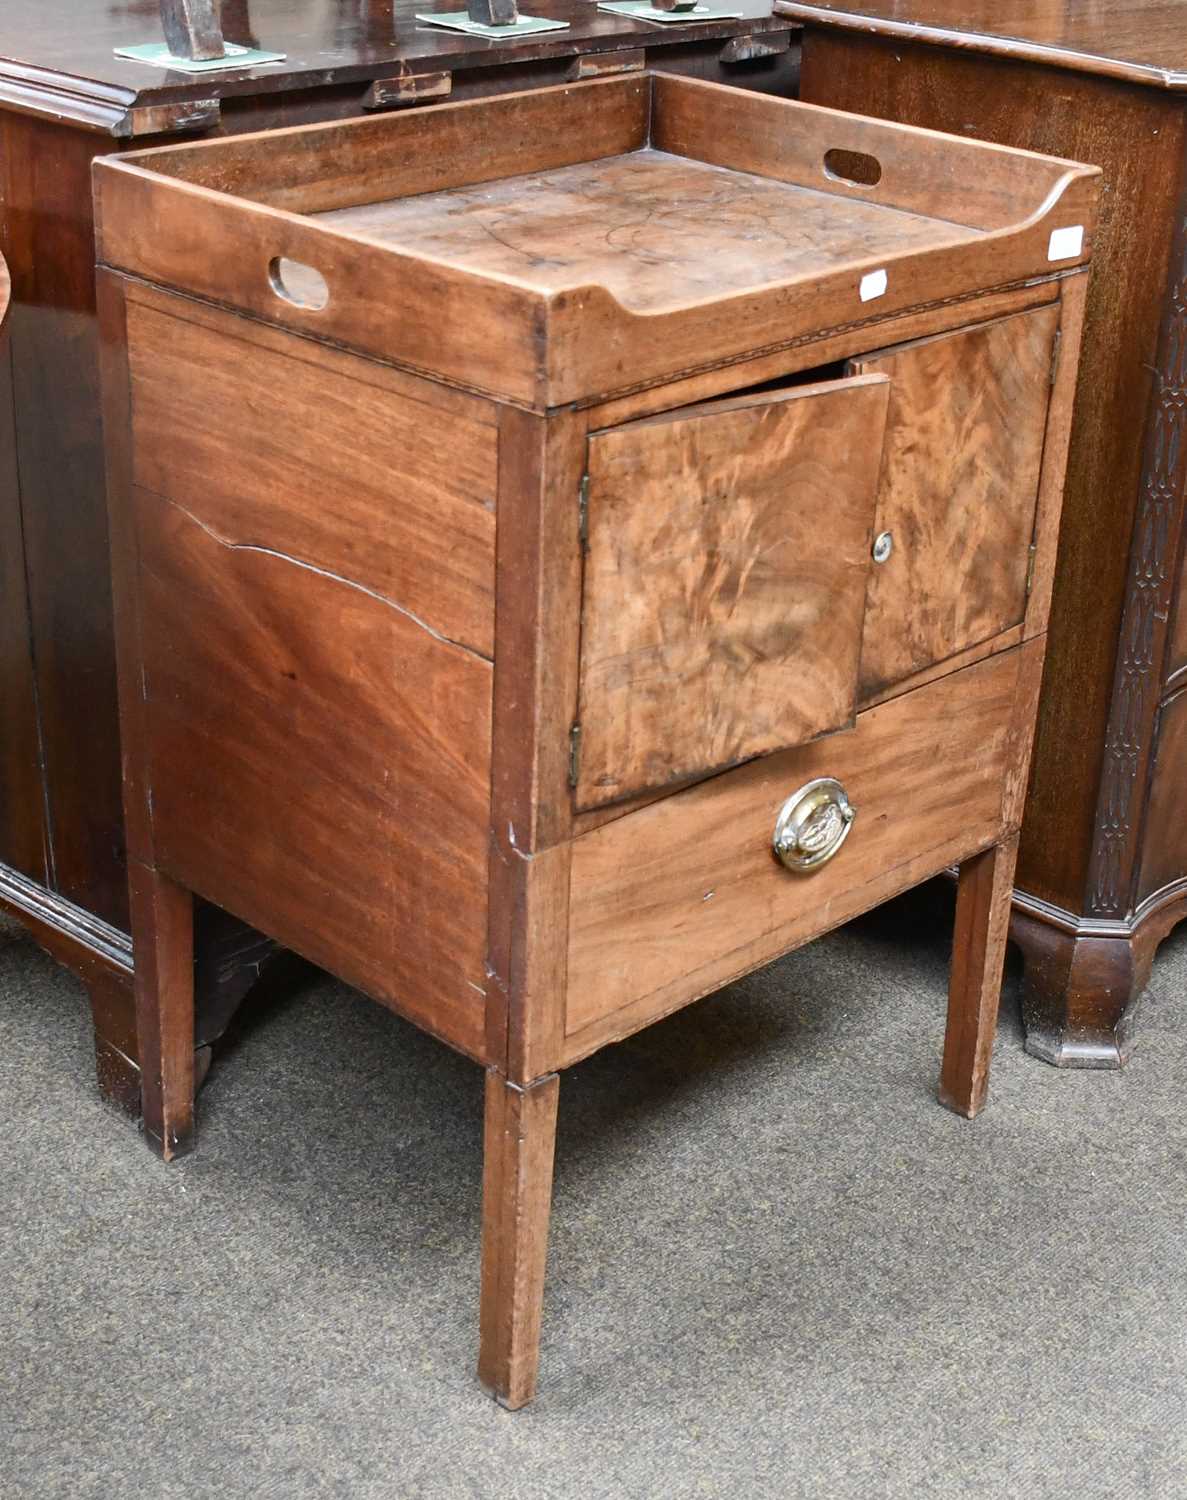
[129,860,195,1161]
[478,1068,559,1410]
[939,834,1020,1119]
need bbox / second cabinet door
[850,305,1060,700]
[574,373,890,810]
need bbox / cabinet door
[573,373,890,810]
[850,305,1059,699]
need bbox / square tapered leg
[478,1069,559,1409]
[940,835,1020,1119]
[129,862,195,1159]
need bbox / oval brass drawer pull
[773,777,856,873]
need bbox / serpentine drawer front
[95,74,1097,1408]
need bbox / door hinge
[578,473,590,552]
[1050,328,1063,388]
[568,723,582,788]
[1025,542,1038,596]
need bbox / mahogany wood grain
[575,374,888,807]
[488,840,572,1088]
[128,862,195,1160]
[95,76,1098,410]
[489,405,589,858]
[583,277,1063,429]
[0,266,45,887]
[939,834,1020,1119]
[126,288,499,658]
[850,305,1058,698]
[478,1069,560,1410]
[568,605,1023,832]
[648,69,1094,233]
[793,17,1187,1064]
[1137,684,1187,906]
[3,116,127,929]
[776,2,1187,90]
[139,75,651,213]
[116,282,497,1060]
[1000,627,1049,837]
[1014,895,1182,1069]
[0,0,793,136]
[486,405,585,1082]
[1170,559,1187,680]
[135,478,493,1060]
[99,83,1092,1403]
[1023,270,1089,645]
[564,643,1034,1056]
[316,150,980,311]
[797,38,1183,908]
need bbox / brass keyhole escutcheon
[772,777,856,874]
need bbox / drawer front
[573,373,890,809]
[851,306,1059,699]
[564,642,1035,1057]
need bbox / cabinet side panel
[1170,547,1187,684]
[126,293,498,658]
[1,113,127,924]
[1136,685,1187,908]
[127,310,495,1060]
[0,316,46,884]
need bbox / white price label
[1048,225,1085,262]
[860,268,888,302]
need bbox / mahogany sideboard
[777,0,1187,1067]
[96,75,1096,1402]
[0,0,794,1113]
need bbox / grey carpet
[1,887,1184,1500]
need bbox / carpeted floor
[1,887,1184,1499]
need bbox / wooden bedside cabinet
[94,76,1097,1405]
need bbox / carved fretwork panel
[1089,187,1187,916]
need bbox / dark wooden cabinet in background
[778,0,1187,1066]
[0,0,795,1111]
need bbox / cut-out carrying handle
[823,147,882,188]
[268,256,330,310]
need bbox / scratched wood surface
[565,643,1033,1052]
[574,374,889,808]
[94,75,1099,408]
[316,149,979,315]
[125,296,494,1060]
[851,304,1059,698]
[127,286,499,658]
